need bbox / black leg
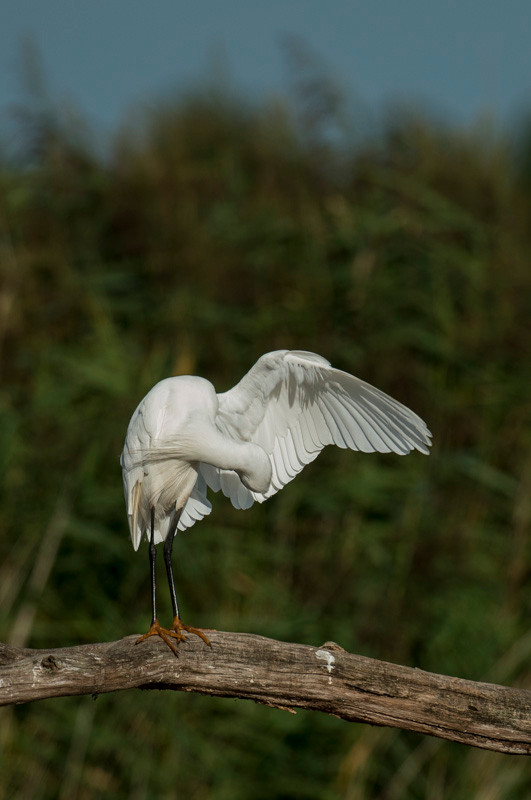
[163,509,182,621]
[149,506,157,625]
[137,507,189,655]
[138,505,210,650]
[163,508,211,647]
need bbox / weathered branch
[0,631,529,754]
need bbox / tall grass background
[0,60,530,798]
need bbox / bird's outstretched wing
[202,349,431,509]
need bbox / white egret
[121,349,431,653]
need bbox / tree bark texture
[0,631,529,755]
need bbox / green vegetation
[0,84,530,798]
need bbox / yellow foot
[171,616,212,648]
[136,618,186,655]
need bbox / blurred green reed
[0,87,529,799]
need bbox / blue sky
[1,1,530,137]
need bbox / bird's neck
[179,425,271,493]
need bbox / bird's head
[237,444,272,494]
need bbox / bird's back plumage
[121,376,217,549]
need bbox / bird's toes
[171,618,211,648]
[158,631,180,655]
[167,629,187,643]
[136,620,181,655]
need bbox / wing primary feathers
[354,385,431,453]
[359,382,431,438]
[316,395,349,449]
[332,391,398,453]
[324,392,377,452]
[343,391,422,454]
